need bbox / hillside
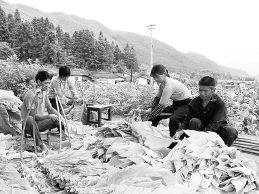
[0,0,248,76]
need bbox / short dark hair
[35,70,51,82]
[199,76,217,86]
[150,64,170,77]
[59,66,71,77]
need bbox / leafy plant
[0,57,42,97]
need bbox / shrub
[0,57,43,97]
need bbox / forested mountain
[0,0,248,77]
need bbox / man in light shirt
[48,66,78,110]
[148,64,192,137]
[21,71,65,153]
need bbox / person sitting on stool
[21,71,66,153]
[147,64,192,137]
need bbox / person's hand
[172,130,184,140]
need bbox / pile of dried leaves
[163,130,257,193]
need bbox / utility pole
[147,24,156,85]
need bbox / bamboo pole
[32,100,38,155]
[56,96,71,147]
[55,96,62,153]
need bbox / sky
[4,0,259,76]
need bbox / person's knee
[189,118,203,130]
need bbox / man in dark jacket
[173,76,238,146]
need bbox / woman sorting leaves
[147,64,192,137]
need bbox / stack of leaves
[92,120,166,168]
[163,130,257,193]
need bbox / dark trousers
[23,116,64,146]
[188,118,238,146]
[150,99,191,137]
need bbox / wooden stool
[86,104,113,126]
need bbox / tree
[0,6,9,42]
[31,29,43,59]
[113,44,123,63]
[14,9,21,24]
[123,44,138,81]
[71,30,95,68]
[123,44,138,71]
[62,32,71,51]
[94,31,107,68]
[41,31,64,64]
[6,13,15,46]
[104,37,114,65]
[31,17,56,60]
[56,25,64,45]
[13,21,34,60]
[94,32,115,69]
